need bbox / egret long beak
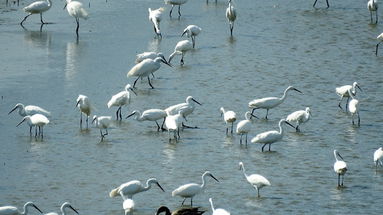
[32,204,43,214]
[8,106,17,115]
[126,112,135,119]
[293,88,303,93]
[63,3,67,10]
[130,88,137,96]
[156,182,165,192]
[69,205,79,215]
[337,152,345,161]
[181,30,187,37]
[357,85,362,92]
[16,118,26,127]
[92,117,97,124]
[210,174,219,182]
[161,59,172,67]
[75,100,80,108]
[192,98,202,105]
[284,121,295,128]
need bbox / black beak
[75,100,80,108]
[250,113,259,119]
[156,182,165,192]
[130,88,137,96]
[181,30,187,37]
[161,59,172,67]
[210,174,219,182]
[92,117,97,123]
[16,119,26,127]
[284,121,295,128]
[376,42,381,56]
[69,205,79,214]
[357,85,362,92]
[32,204,43,214]
[192,98,202,105]
[63,3,67,10]
[293,88,303,93]
[337,152,345,161]
[8,106,17,115]
[126,112,135,119]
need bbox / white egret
[164,0,188,17]
[165,111,183,141]
[313,0,329,8]
[107,84,136,120]
[168,40,193,66]
[20,0,52,25]
[127,56,171,89]
[92,115,112,141]
[76,94,92,129]
[64,0,89,37]
[16,114,49,138]
[286,107,311,132]
[109,178,165,200]
[236,111,258,145]
[374,147,383,169]
[368,0,378,24]
[135,52,167,64]
[220,107,236,135]
[172,171,219,206]
[0,202,43,215]
[8,103,51,118]
[248,86,302,119]
[239,162,270,197]
[376,32,383,55]
[226,0,236,37]
[165,96,201,128]
[333,150,347,187]
[123,199,135,215]
[251,119,295,152]
[347,89,360,126]
[335,82,362,110]
[126,109,167,131]
[44,202,78,215]
[181,25,202,48]
[155,206,205,215]
[208,198,230,215]
[149,7,165,38]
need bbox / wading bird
[8,103,51,117]
[165,96,201,128]
[333,150,347,187]
[165,111,183,141]
[313,0,329,8]
[76,94,92,129]
[107,84,136,120]
[20,0,52,26]
[220,107,236,135]
[64,0,89,37]
[0,202,43,215]
[347,89,360,126]
[92,115,112,141]
[335,82,361,110]
[123,199,135,215]
[286,107,311,132]
[236,111,258,145]
[248,86,302,119]
[226,0,236,37]
[164,0,188,18]
[155,206,205,215]
[126,109,167,131]
[16,114,49,138]
[44,202,78,215]
[208,198,230,215]
[181,25,202,48]
[368,0,378,24]
[374,147,383,169]
[135,52,167,64]
[168,40,193,66]
[149,7,165,38]
[239,162,270,197]
[172,171,219,206]
[127,56,171,89]
[251,119,295,152]
[376,32,383,55]
[109,178,165,200]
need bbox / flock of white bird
[3,0,383,215]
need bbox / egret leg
[357,111,360,126]
[371,11,373,23]
[245,134,248,146]
[116,107,120,120]
[169,5,174,17]
[190,198,193,207]
[376,42,381,56]
[376,10,378,24]
[181,198,186,205]
[41,127,43,138]
[40,13,46,24]
[147,76,154,89]
[251,108,258,115]
[352,114,355,125]
[182,122,198,129]
[20,14,31,25]
[226,127,228,135]
[133,77,140,88]
[265,109,269,119]
[29,126,32,136]
[337,174,340,187]
[268,143,271,151]
[230,23,234,37]
[155,121,161,131]
[180,53,184,65]
[192,36,195,48]
[76,18,80,37]
[178,5,181,17]
[341,175,344,186]
[177,128,180,139]
[326,0,329,8]
[160,117,166,131]
[239,134,243,144]
[296,125,300,132]
[231,122,234,134]
[261,144,267,152]
[119,107,123,120]
[345,97,350,111]
[80,112,83,128]
[313,0,318,8]
[86,116,89,129]
[35,126,38,137]
[338,96,344,110]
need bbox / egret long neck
[136,111,143,121]
[333,150,338,161]
[200,174,208,189]
[143,180,153,191]
[278,121,284,135]
[240,164,248,178]
[279,88,290,102]
[47,0,52,7]
[21,204,29,215]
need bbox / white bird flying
[165,96,201,128]
[165,111,183,141]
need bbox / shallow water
[1,0,383,214]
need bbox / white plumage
[226,0,237,37]
[20,0,52,25]
[44,202,78,215]
[149,7,165,38]
[251,119,294,152]
[182,25,202,48]
[347,89,360,126]
[92,115,112,141]
[368,0,378,24]
[76,94,92,129]
[286,107,311,132]
[9,103,51,118]
[165,96,201,121]
[248,86,302,119]
[376,32,383,55]
[123,199,135,215]
[165,111,183,141]
[16,114,49,138]
[239,162,270,197]
[374,147,383,169]
[135,52,166,64]
[335,82,361,110]
[236,111,257,145]
[126,109,167,131]
[164,0,188,17]
[107,84,136,120]
[0,202,43,215]
[220,107,236,135]
[333,150,347,187]
[168,40,193,66]
[209,198,230,215]
[109,178,165,200]
[65,0,89,36]
[172,171,219,206]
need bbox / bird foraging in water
[286,107,311,132]
[16,114,49,138]
[107,84,136,120]
[236,111,258,145]
[165,111,183,141]
[149,7,165,38]
[64,0,89,37]
[168,40,193,66]
[374,147,383,170]
[239,162,270,197]
[181,25,202,48]
[44,202,78,215]
[335,82,362,110]
[0,202,43,215]
[109,178,165,200]
[248,86,302,119]
[92,115,112,141]
[333,150,347,187]
[8,103,51,118]
[172,171,219,206]
[251,119,295,152]
[76,94,92,129]
[220,107,236,135]
[155,206,205,215]
[165,96,201,128]
[226,0,236,37]
[368,0,378,24]
[209,198,230,215]
[20,0,52,26]
[126,109,167,131]
[347,88,360,126]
